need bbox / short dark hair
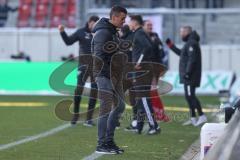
[88,15,100,23]
[181,26,192,32]
[130,15,143,26]
[143,20,151,25]
[110,5,127,18]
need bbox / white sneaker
[195,115,207,126]
[182,117,197,126]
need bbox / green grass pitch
[0,95,219,160]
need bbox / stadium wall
[0,28,240,73]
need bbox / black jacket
[132,27,153,63]
[60,25,92,55]
[121,30,134,62]
[92,18,120,79]
[170,31,202,87]
[148,32,164,63]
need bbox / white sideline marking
[0,123,71,151]
[83,152,104,160]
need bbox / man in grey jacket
[92,6,127,154]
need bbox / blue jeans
[96,76,125,145]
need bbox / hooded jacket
[132,27,153,63]
[148,32,164,64]
[60,25,92,55]
[121,27,134,62]
[92,18,120,79]
[170,31,202,87]
[60,25,94,70]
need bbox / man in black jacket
[92,6,127,154]
[143,20,164,64]
[58,15,99,126]
[166,26,207,126]
[129,15,160,135]
[143,20,170,122]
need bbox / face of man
[143,21,153,33]
[111,12,127,28]
[180,27,190,41]
[129,20,138,31]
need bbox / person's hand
[135,64,141,70]
[58,25,65,32]
[165,38,174,48]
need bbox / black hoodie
[92,18,120,78]
[170,31,202,87]
[60,25,92,55]
[132,27,153,63]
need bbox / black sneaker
[95,144,117,155]
[106,141,124,154]
[70,114,79,125]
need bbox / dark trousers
[123,73,137,121]
[73,65,98,121]
[133,71,158,132]
[96,76,125,145]
[135,93,158,132]
[184,84,204,117]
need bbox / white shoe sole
[95,151,117,155]
[83,123,94,127]
[195,120,207,126]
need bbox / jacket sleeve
[170,44,181,56]
[136,32,152,60]
[60,29,81,46]
[156,35,165,62]
[186,43,198,75]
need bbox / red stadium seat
[18,4,31,27]
[50,16,62,27]
[68,0,76,5]
[36,0,50,5]
[52,4,65,17]
[18,17,30,27]
[18,4,31,18]
[53,0,66,5]
[66,16,76,28]
[67,4,76,16]
[20,0,33,5]
[35,16,47,27]
[36,4,48,17]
